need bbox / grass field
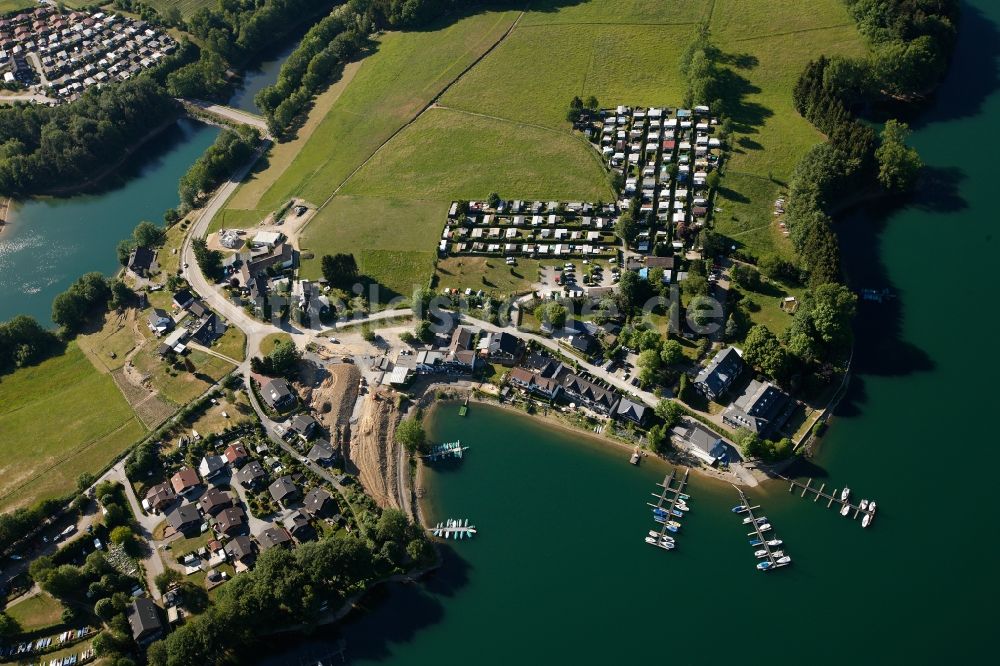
[132,347,234,408]
[260,332,293,355]
[0,0,31,16]
[436,257,544,295]
[298,196,446,297]
[143,0,217,18]
[4,593,64,633]
[211,326,247,362]
[0,344,145,512]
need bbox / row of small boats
[839,487,878,528]
[733,503,792,571]
[646,494,689,548]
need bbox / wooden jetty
[421,440,468,462]
[732,485,790,572]
[778,475,877,527]
[459,395,469,416]
[643,467,690,551]
[430,518,477,540]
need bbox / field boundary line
[0,418,140,503]
[314,11,527,212]
[727,22,855,43]
[517,20,701,28]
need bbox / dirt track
[303,363,360,445]
[348,389,400,509]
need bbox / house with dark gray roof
[288,414,318,440]
[722,380,793,437]
[306,440,335,465]
[480,331,524,366]
[671,421,728,465]
[237,460,267,489]
[283,509,315,542]
[260,378,296,411]
[172,289,194,309]
[127,246,156,278]
[303,488,334,517]
[224,535,256,568]
[615,398,649,426]
[561,373,620,415]
[127,597,163,645]
[268,475,299,505]
[257,525,292,551]
[165,503,201,533]
[694,347,745,400]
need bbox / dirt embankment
[301,362,360,446]
[347,389,401,509]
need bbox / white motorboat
[758,523,772,532]
[644,536,659,545]
[754,549,769,558]
[869,501,877,515]
[840,503,851,516]
[776,556,791,565]
[660,535,675,544]
[766,539,783,547]
[771,550,785,558]
[674,503,690,512]
[840,487,851,502]
[862,513,872,528]
[859,499,869,511]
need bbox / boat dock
[421,440,468,462]
[643,467,690,551]
[459,395,469,416]
[430,518,477,540]
[732,485,790,572]
[779,475,877,527]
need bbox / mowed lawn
[299,197,446,297]
[0,344,145,511]
[520,0,711,26]
[217,9,522,222]
[439,22,695,130]
[0,0,32,15]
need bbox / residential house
[615,398,649,426]
[198,454,226,481]
[127,246,155,278]
[671,421,728,465]
[303,488,335,517]
[224,535,256,568]
[450,326,476,353]
[260,378,296,412]
[127,597,163,646]
[287,414,318,441]
[722,380,793,438]
[693,347,745,400]
[214,506,247,537]
[189,309,226,346]
[224,443,249,468]
[144,482,176,512]
[165,503,201,533]
[268,475,299,505]
[282,510,315,543]
[257,525,293,551]
[561,374,620,415]
[170,467,201,496]
[480,331,525,366]
[237,460,267,490]
[507,367,562,400]
[147,308,172,336]
[306,440,335,466]
[172,289,194,309]
[197,488,233,517]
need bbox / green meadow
[0,344,144,512]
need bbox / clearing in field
[0,0,32,16]
[0,344,145,512]
[4,592,65,633]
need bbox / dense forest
[0,79,178,195]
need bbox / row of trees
[0,315,62,377]
[179,125,259,209]
[249,339,302,379]
[51,272,132,334]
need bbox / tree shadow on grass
[716,186,750,204]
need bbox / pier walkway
[778,475,877,527]
[643,468,690,551]
[732,486,790,572]
[430,519,477,540]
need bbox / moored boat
[667,520,681,530]
[732,505,748,513]
[776,555,791,565]
[758,523,772,532]
[869,501,877,515]
[670,508,684,517]
[679,493,690,501]
[840,503,851,516]
[644,536,659,546]
[859,499,869,511]
[757,561,773,571]
[766,539,782,547]
[840,487,851,502]
[754,549,769,558]
[862,513,872,528]
[749,538,763,546]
